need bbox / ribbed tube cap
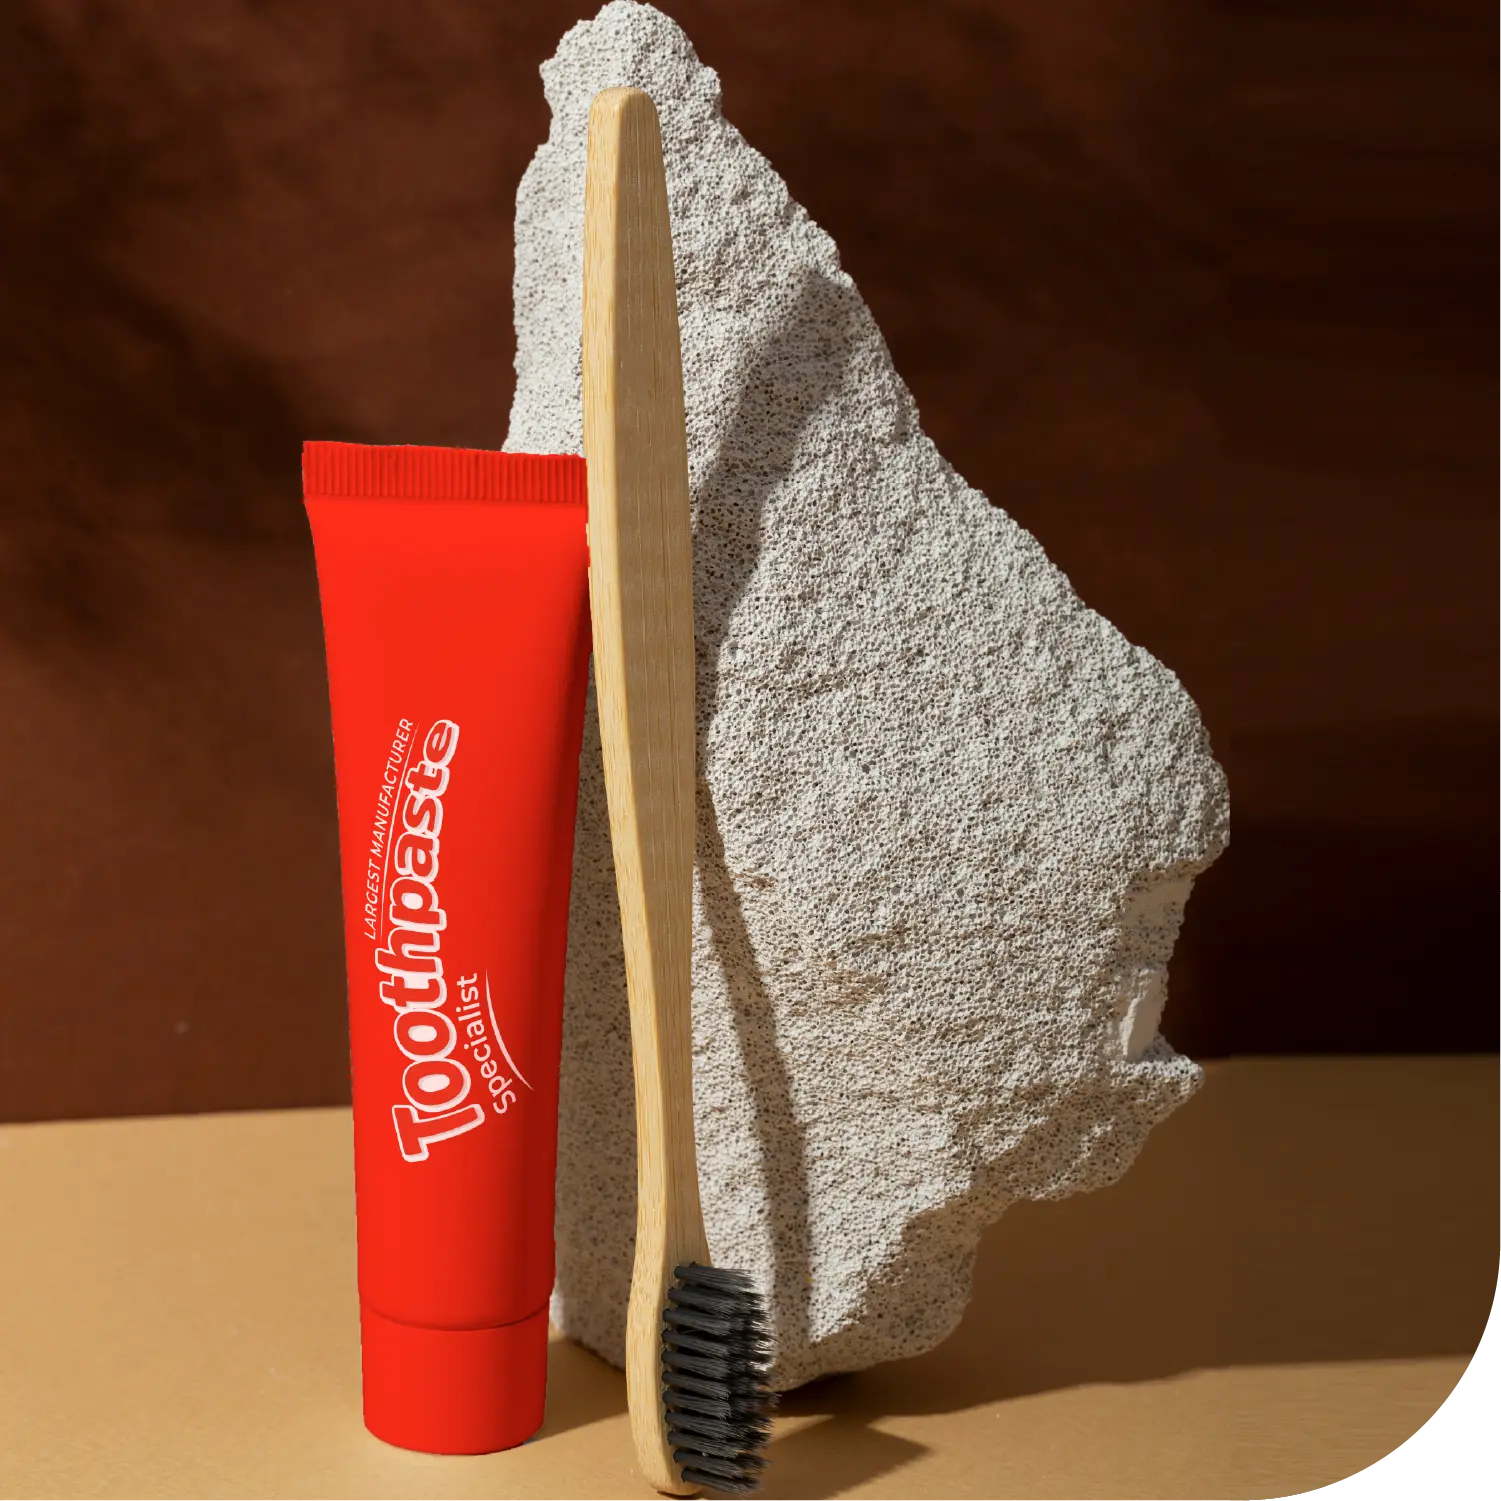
[302,441,585,505]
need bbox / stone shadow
[775,1057,1497,1431]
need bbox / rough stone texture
[506,1,1229,1390]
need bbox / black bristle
[661,1261,775,1494]
[680,1470,758,1496]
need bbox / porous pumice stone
[506,0,1229,1390]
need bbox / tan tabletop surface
[1,1056,1494,1500]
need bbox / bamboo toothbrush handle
[582,87,709,1497]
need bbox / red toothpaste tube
[302,441,590,1454]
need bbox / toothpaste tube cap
[359,1303,549,1454]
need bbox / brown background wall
[1,0,1494,1122]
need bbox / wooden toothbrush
[582,86,774,1497]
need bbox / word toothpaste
[375,718,487,1161]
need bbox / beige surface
[0,1057,1494,1500]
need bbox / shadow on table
[758,1415,927,1501]
[540,1058,1496,1498]
[537,1335,628,1439]
[780,1055,1498,1446]
[538,1333,930,1499]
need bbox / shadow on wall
[0,8,348,1120]
[1167,716,1500,1057]
[0,10,312,658]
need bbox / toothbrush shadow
[537,1336,927,1501]
[535,1332,629,1439]
[755,1412,928,1501]
[690,266,862,1371]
